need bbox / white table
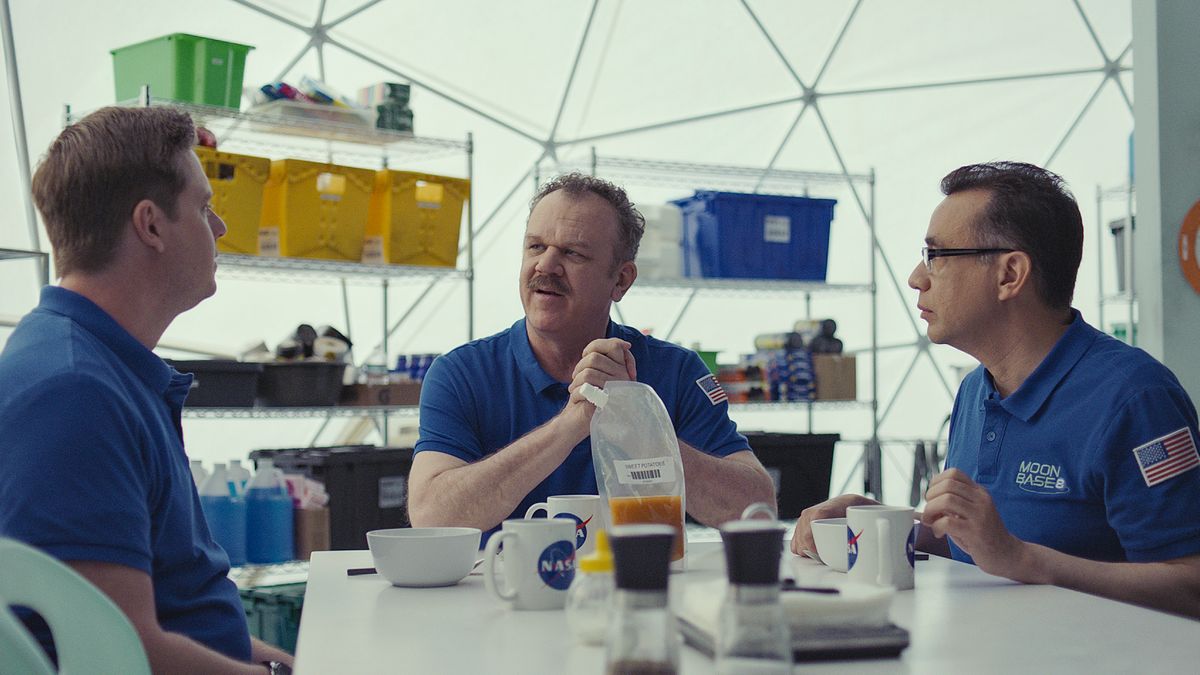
[294,542,1199,674]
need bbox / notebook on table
[675,578,910,662]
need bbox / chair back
[0,595,55,675]
[0,537,150,675]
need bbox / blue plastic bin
[671,192,836,280]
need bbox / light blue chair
[0,537,151,675]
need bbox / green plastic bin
[111,33,253,108]
[240,583,305,654]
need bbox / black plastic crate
[250,446,413,550]
[744,432,839,519]
[167,359,262,407]
[256,362,347,407]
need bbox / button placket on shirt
[976,398,1009,483]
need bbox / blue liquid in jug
[246,487,294,564]
[200,494,247,566]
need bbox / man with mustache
[408,173,775,539]
[790,162,1200,618]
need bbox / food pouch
[581,381,687,564]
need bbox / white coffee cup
[524,494,604,557]
[845,505,916,590]
[484,519,577,610]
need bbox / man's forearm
[1016,545,1200,619]
[251,637,294,667]
[409,415,585,530]
[141,629,267,674]
[678,443,776,526]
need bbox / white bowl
[811,518,849,572]
[367,527,482,587]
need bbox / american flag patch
[695,374,728,405]
[1132,427,1200,487]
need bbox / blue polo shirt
[945,310,1200,564]
[0,286,251,662]
[416,318,749,539]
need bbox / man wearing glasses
[792,161,1200,618]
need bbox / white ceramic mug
[845,505,916,590]
[524,494,604,557]
[484,519,577,610]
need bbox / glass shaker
[605,524,679,675]
[566,529,615,645]
[715,520,792,675]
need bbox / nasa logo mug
[484,518,577,610]
[524,494,603,556]
[846,505,916,590]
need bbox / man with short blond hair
[0,106,292,673]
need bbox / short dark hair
[529,172,645,267]
[32,106,197,276]
[940,161,1083,309]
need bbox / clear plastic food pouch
[581,381,687,567]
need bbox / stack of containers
[195,459,296,566]
[245,459,295,564]
[363,171,470,267]
[195,146,272,255]
[671,191,836,280]
[636,203,684,280]
[258,160,375,260]
[199,463,247,566]
[110,33,253,109]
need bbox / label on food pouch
[613,457,676,485]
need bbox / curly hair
[529,172,645,266]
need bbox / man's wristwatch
[262,661,292,675]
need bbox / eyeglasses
[920,246,1015,272]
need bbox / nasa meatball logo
[906,526,916,567]
[846,526,863,570]
[554,512,593,550]
[537,540,576,590]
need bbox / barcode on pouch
[615,457,676,486]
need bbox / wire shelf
[70,99,469,164]
[585,155,872,194]
[633,277,871,296]
[0,247,47,262]
[730,400,873,412]
[215,254,467,284]
[183,405,420,419]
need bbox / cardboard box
[339,381,422,406]
[813,354,857,401]
[294,507,330,561]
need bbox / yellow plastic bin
[363,170,470,267]
[194,146,271,255]
[259,159,375,261]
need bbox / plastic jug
[189,459,209,489]
[228,459,252,496]
[199,462,247,566]
[245,458,295,563]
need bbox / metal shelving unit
[0,247,49,286]
[1095,183,1137,345]
[564,152,880,479]
[67,92,477,445]
[183,405,421,420]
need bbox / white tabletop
[294,542,1199,674]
